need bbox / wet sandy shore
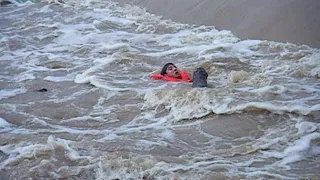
[115,0,320,48]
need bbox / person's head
[160,63,180,78]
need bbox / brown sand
[115,0,320,48]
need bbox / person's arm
[150,74,163,80]
[179,70,193,82]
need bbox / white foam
[39,4,53,13]
[14,72,35,82]
[296,120,318,134]
[8,0,35,7]
[47,136,91,161]
[135,139,167,151]
[229,70,249,83]
[95,153,158,180]
[0,51,15,61]
[306,52,320,78]
[143,89,225,120]
[95,133,119,142]
[0,117,12,127]
[0,143,46,168]
[0,88,27,100]
[88,77,132,91]
[53,24,96,45]
[44,76,73,82]
[0,136,91,169]
[231,40,262,55]
[144,86,319,122]
[160,129,175,142]
[74,56,116,84]
[145,44,211,57]
[279,132,320,165]
[249,85,287,94]
[224,102,320,115]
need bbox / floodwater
[0,1,319,179]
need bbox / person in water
[150,63,193,82]
[150,63,208,87]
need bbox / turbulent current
[0,0,319,179]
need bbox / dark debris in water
[35,88,48,92]
[0,1,12,6]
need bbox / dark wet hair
[160,63,176,75]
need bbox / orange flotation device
[150,70,193,83]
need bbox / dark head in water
[192,67,208,88]
[35,88,48,92]
[160,63,180,78]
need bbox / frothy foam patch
[242,74,274,87]
[250,115,320,168]
[160,129,175,142]
[304,51,320,78]
[0,136,91,166]
[95,153,164,180]
[144,88,231,120]
[44,76,74,82]
[296,121,318,134]
[0,117,12,127]
[135,140,168,151]
[74,56,116,84]
[14,72,35,82]
[278,133,320,166]
[144,85,320,121]
[229,70,249,83]
[0,143,47,168]
[46,136,91,161]
[0,88,27,100]
[227,102,320,115]
[249,85,287,94]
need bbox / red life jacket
[150,70,193,83]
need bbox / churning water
[0,0,319,179]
